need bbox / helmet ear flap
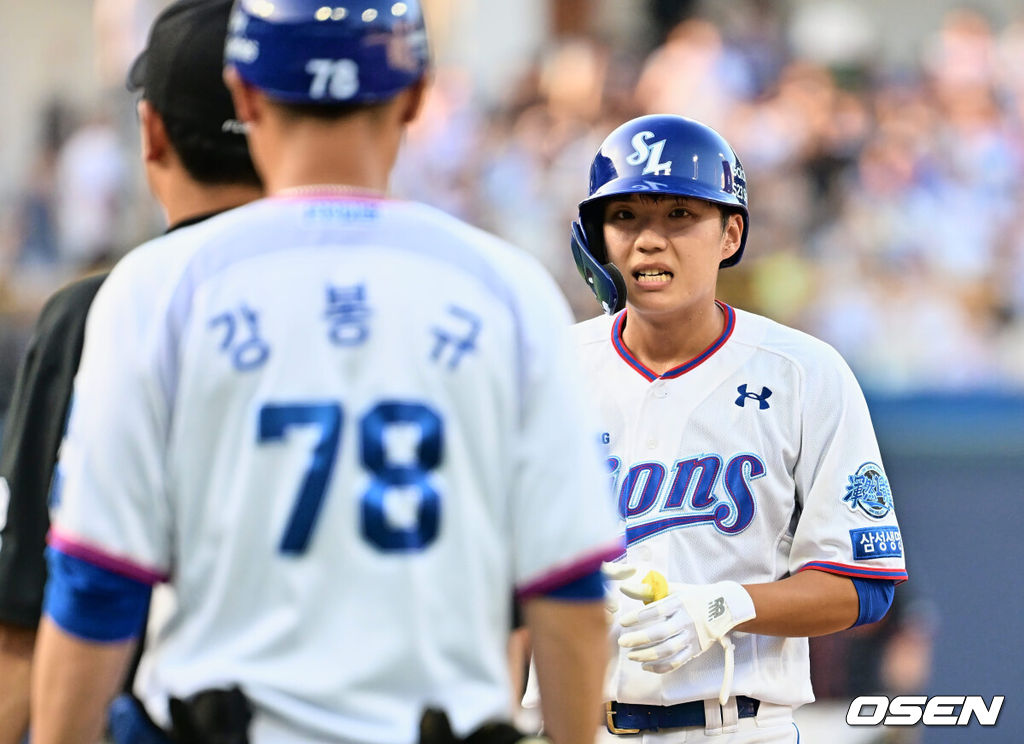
[570,220,627,315]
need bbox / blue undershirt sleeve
[43,547,152,642]
[851,576,896,627]
[540,566,604,600]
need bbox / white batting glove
[617,578,756,705]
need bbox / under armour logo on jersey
[708,596,726,621]
[431,305,481,370]
[735,384,772,409]
[626,131,672,176]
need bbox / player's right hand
[616,588,701,673]
[616,579,757,704]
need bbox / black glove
[168,686,252,744]
[418,708,549,744]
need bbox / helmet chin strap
[570,220,627,314]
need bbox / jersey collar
[611,301,736,381]
[166,209,227,233]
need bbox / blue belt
[605,697,761,734]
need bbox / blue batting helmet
[225,0,429,104]
[570,115,749,314]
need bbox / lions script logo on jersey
[611,453,763,544]
[843,462,893,519]
[626,131,672,176]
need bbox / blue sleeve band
[43,547,152,642]
[540,566,604,600]
[851,576,896,627]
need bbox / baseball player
[567,115,908,742]
[31,2,621,744]
[0,1,261,741]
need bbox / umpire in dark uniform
[0,1,261,741]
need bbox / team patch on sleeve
[842,462,893,519]
[850,526,903,561]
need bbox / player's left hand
[617,578,756,703]
[600,561,637,618]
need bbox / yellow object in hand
[641,570,668,604]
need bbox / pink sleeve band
[48,527,169,585]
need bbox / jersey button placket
[645,380,667,449]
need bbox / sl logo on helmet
[843,462,893,519]
[626,131,672,176]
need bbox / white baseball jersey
[574,302,906,709]
[50,194,621,743]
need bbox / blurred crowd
[4,1,1024,406]
[394,4,1024,392]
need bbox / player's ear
[138,99,169,164]
[223,66,261,127]
[399,76,429,125]
[719,212,743,264]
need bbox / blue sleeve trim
[540,566,604,601]
[851,576,896,627]
[43,547,151,642]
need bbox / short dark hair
[719,205,738,233]
[161,113,261,187]
[270,98,391,122]
[129,0,259,187]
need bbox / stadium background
[0,0,1021,741]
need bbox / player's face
[602,195,741,319]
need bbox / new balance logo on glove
[707,597,726,622]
